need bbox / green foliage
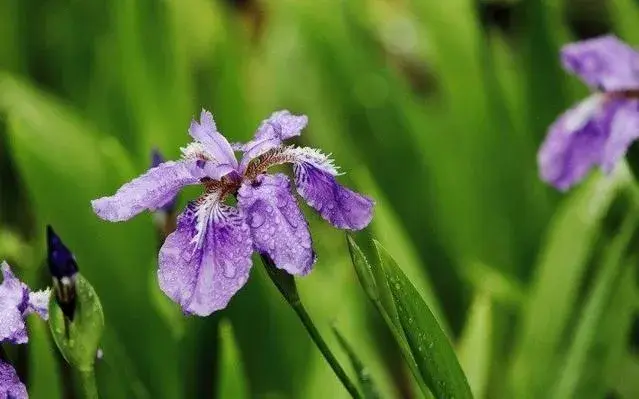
[333,325,381,399]
[1,0,639,398]
[378,240,472,399]
[217,320,249,399]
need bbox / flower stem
[76,367,98,399]
[260,255,362,399]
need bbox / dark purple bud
[151,147,165,169]
[46,225,78,321]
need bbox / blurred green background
[1,0,638,398]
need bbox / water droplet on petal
[223,264,236,278]
[249,212,265,228]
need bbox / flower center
[610,89,639,99]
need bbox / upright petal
[238,174,315,275]
[0,360,27,399]
[561,35,639,91]
[91,160,206,222]
[254,110,308,141]
[237,137,282,173]
[237,111,308,172]
[602,99,639,172]
[188,109,238,169]
[158,195,253,316]
[538,95,610,190]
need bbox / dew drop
[248,212,265,228]
[223,264,236,278]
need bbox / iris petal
[158,196,253,316]
[561,35,639,91]
[92,160,206,222]
[238,174,315,275]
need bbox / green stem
[76,367,98,399]
[291,301,363,399]
[261,255,362,399]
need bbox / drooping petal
[0,360,27,399]
[262,146,374,230]
[0,302,27,344]
[158,195,253,316]
[188,109,238,169]
[538,95,610,190]
[0,263,29,344]
[237,111,308,172]
[238,173,315,275]
[295,163,374,230]
[601,99,639,172]
[561,35,639,91]
[91,160,206,222]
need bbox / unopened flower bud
[46,226,104,371]
[47,225,78,321]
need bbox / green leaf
[509,171,625,397]
[611,0,639,43]
[49,273,104,371]
[376,240,472,399]
[457,291,493,399]
[346,234,429,396]
[551,211,637,399]
[332,325,380,399]
[217,320,250,399]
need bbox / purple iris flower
[0,261,50,399]
[538,35,639,191]
[92,110,374,315]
